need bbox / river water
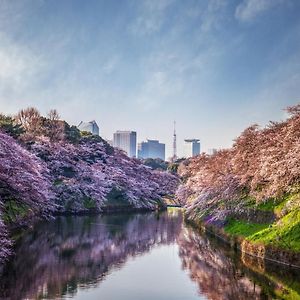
[0,209,299,300]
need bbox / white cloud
[235,0,282,22]
[128,0,174,35]
[0,34,45,99]
[102,56,119,74]
[200,0,227,32]
[136,70,183,111]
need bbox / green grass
[83,197,96,209]
[224,208,300,252]
[256,199,278,211]
[244,192,298,214]
[249,209,300,252]
[224,219,269,238]
[3,200,31,224]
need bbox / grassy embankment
[224,192,300,253]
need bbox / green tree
[0,114,24,138]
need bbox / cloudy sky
[0,0,300,157]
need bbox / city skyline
[77,118,204,159]
[0,1,300,157]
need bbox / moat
[0,209,299,300]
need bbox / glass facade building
[138,139,165,161]
[183,139,200,158]
[113,131,137,157]
[77,120,99,135]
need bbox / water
[0,209,299,300]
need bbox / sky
[0,0,300,158]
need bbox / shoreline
[7,205,167,237]
[185,216,300,269]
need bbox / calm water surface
[0,209,299,300]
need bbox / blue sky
[0,0,300,158]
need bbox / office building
[184,139,200,158]
[77,120,99,135]
[113,130,137,157]
[138,139,165,160]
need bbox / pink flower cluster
[0,132,179,261]
[177,104,300,222]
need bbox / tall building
[138,139,165,161]
[77,120,99,135]
[113,130,137,157]
[184,139,200,158]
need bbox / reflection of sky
[73,244,204,300]
[1,1,300,156]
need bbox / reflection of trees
[178,228,266,300]
[0,211,182,300]
[178,227,300,300]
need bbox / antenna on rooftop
[172,120,177,162]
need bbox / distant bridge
[167,204,182,208]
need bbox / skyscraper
[77,120,99,135]
[138,139,165,160]
[184,139,200,158]
[113,130,137,157]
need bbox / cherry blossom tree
[0,108,179,262]
[178,104,300,223]
[0,132,54,261]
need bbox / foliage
[142,158,168,170]
[64,122,81,144]
[0,107,180,261]
[0,132,54,216]
[177,104,300,225]
[168,158,186,174]
[249,209,300,252]
[0,132,54,260]
[3,200,31,224]
[0,114,24,138]
[15,107,42,141]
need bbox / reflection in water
[0,209,299,300]
[178,228,262,299]
[0,212,182,300]
[178,226,300,300]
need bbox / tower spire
[172,121,177,161]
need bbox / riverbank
[184,194,300,268]
[0,110,179,262]
[176,105,300,268]
[7,204,168,236]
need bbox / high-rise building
[138,139,165,160]
[184,139,200,158]
[113,130,137,157]
[77,120,99,135]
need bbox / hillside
[0,108,179,261]
[177,104,300,263]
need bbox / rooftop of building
[115,130,136,134]
[184,139,200,143]
[78,120,99,127]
